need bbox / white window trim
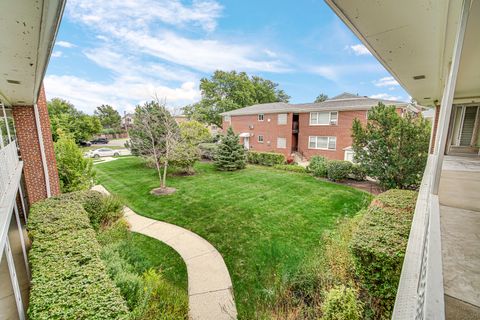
[277,113,287,125]
[277,137,287,149]
[257,135,264,143]
[309,111,338,126]
[308,136,337,150]
[258,114,264,121]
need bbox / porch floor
[439,155,480,319]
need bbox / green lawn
[96,157,371,318]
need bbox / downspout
[34,103,51,198]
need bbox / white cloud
[311,63,383,82]
[373,76,399,87]
[44,75,200,114]
[349,44,371,56]
[68,0,223,33]
[369,93,403,101]
[56,41,75,48]
[51,51,63,58]
[65,0,288,73]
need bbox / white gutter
[34,103,51,197]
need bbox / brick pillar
[430,104,441,154]
[12,85,61,204]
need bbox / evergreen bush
[214,127,246,171]
[247,151,285,166]
[198,143,218,160]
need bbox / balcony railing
[0,140,20,199]
[393,155,444,319]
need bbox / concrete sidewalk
[91,185,237,320]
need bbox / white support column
[14,202,30,280]
[4,237,26,320]
[431,0,471,195]
[1,102,12,143]
[33,103,51,198]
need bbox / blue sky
[45,0,409,115]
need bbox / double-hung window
[308,136,336,150]
[258,114,264,121]
[309,111,338,125]
[277,113,287,125]
[258,135,264,143]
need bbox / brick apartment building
[221,93,411,160]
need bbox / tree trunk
[154,158,163,188]
[162,160,168,188]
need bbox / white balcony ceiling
[325,0,480,106]
[0,0,65,106]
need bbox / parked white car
[86,148,120,159]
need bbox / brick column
[12,85,61,204]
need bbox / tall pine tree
[214,127,246,171]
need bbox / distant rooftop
[221,92,409,116]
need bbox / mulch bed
[337,179,384,195]
[150,187,177,196]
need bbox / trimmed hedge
[273,164,307,173]
[247,151,285,166]
[27,192,129,320]
[350,189,417,317]
[326,160,353,181]
[349,164,367,181]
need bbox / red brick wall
[222,113,293,157]
[12,85,60,204]
[297,110,368,160]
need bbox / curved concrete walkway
[92,185,237,320]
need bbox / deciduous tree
[351,103,430,189]
[183,70,290,128]
[94,104,121,130]
[48,98,102,143]
[314,93,328,103]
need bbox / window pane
[278,113,287,125]
[277,137,286,149]
[328,137,336,149]
[309,137,316,148]
[317,137,328,149]
[310,112,318,124]
[330,112,338,124]
[317,112,330,125]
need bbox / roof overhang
[325,0,480,106]
[0,0,66,106]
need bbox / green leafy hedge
[27,192,129,320]
[321,285,363,320]
[306,156,328,177]
[247,151,285,166]
[326,160,353,181]
[350,189,417,317]
[273,164,307,173]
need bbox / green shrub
[307,156,328,177]
[131,269,189,320]
[350,189,417,317]
[247,151,285,166]
[198,143,218,160]
[350,164,367,181]
[326,160,353,181]
[321,285,363,320]
[214,127,246,171]
[27,194,128,320]
[54,133,95,192]
[273,164,307,173]
[61,190,124,230]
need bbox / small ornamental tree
[352,103,430,189]
[214,127,246,171]
[129,100,180,190]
